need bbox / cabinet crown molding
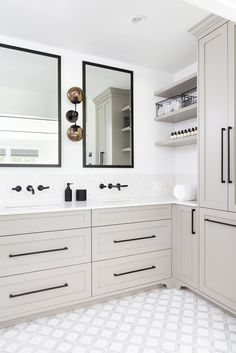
[189,14,228,39]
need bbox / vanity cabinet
[199,208,236,313]
[92,205,172,296]
[197,19,236,212]
[175,205,198,290]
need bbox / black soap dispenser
[65,183,73,202]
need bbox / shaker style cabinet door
[199,23,228,211]
[199,208,236,313]
[228,22,236,213]
[176,206,198,290]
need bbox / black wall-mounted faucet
[26,185,35,194]
[38,185,50,191]
[108,183,128,191]
[99,183,107,189]
[12,186,22,192]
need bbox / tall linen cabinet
[191,16,236,314]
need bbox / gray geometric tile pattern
[0,288,235,353]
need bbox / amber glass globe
[67,87,84,104]
[67,124,83,141]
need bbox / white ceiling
[0,0,208,73]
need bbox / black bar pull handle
[9,247,68,258]
[221,128,226,183]
[191,209,196,235]
[9,283,68,299]
[114,265,156,277]
[205,218,236,228]
[228,126,233,183]
[114,235,156,243]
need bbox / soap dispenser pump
[65,183,73,202]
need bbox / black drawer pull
[9,283,68,299]
[114,265,156,277]
[191,209,196,235]
[228,126,233,183]
[114,235,156,243]
[205,218,236,228]
[9,247,68,258]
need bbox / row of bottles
[170,127,197,139]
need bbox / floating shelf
[121,105,131,112]
[121,126,131,132]
[122,147,131,152]
[155,135,197,147]
[154,73,197,98]
[154,103,197,123]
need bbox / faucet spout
[26,185,35,194]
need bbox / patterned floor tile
[0,288,235,353]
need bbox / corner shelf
[121,105,131,112]
[155,135,197,147]
[154,103,197,123]
[154,73,197,98]
[121,126,131,132]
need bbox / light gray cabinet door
[228,22,236,213]
[200,208,236,313]
[176,206,198,289]
[199,23,228,210]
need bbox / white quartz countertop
[0,198,198,216]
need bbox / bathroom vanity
[0,200,199,327]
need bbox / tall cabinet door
[228,22,236,212]
[200,208,236,313]
[176,206,198,290]
[199,23,228,211]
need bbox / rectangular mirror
[83,61,133,167]
[0,44,61,167]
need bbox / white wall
[0,35,179,205]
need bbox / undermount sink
[5,203,61,209]
[101,199,136,204]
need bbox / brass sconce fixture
[66,87,84,141]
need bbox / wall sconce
[66,87,84,141]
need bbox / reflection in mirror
[0,44,61,166]
[83,61,133,167]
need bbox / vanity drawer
[0,228,91,277]
[0,264,91,322]
[0,210,91,236]
[92,220,171,261]
[92,250,171,296]
[92,205,171,226]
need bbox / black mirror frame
[82,61,134,168]
[0,43,61,167]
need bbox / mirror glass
[83,61,133,167]
[0,44,61,166]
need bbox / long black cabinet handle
[9,283,68,299]
[114,235,156,243]
[205,218,236,228]
[191,209,196,235]
[221,128,226,183]
[9,247,68,258]
[114,265,156,277]
[228,126,233,183]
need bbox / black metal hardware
[9,247,68,258]
[228,126,233,184]
[205,218,236,228]
[38,185,50,191]
[26,185,35,194]
[12,186,22,192]
[108,183,128,191]
[191,209,196,235]
[114,266,156,277]
[221,128,226,183]
[114,235,156,243]
[9,283,68,299]
[99,183,107,189]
